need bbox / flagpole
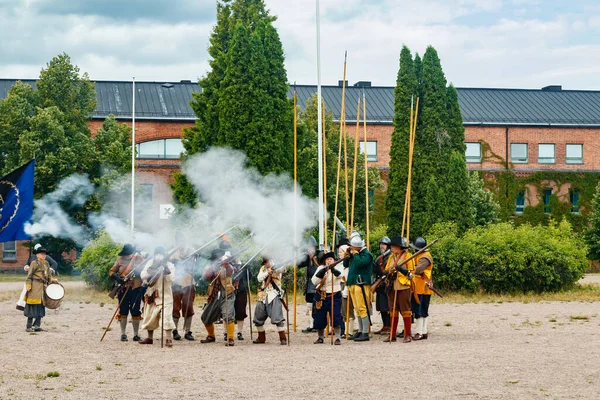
[316,0,324,249]
[131,77,136,233]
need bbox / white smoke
[181,147,318,262]
[24,174,94,243]
[24,147,318,264]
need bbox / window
[515,191,525,214]
[2,241,17,261]
[566,144,583,164]
[510,143,528,163]
[538,144,555,164]
[465,142,481,163]
[544,188,552,214]
[136,139,184,159]
[359,141,378,162]
[570,189,580,214]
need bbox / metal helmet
[306,235,317,248]
[379,236,391,246]
[412,237,427,251]
[350,233,365,248]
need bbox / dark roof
[1,79,600,127]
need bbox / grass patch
[0,274,83,282]
[115,363,122,367]
[432,283,600,304]
[549,318,557,323]
[96,365,103,371]
[65,388,73,392]
[570,315,590,321]
[47,371,60,378]
[444,322,452,327]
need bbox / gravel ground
[1,282,600,399]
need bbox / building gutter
[464,122,600,128]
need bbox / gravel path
[1,287,600,399]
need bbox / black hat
[34,247,48,255]
[390,236,408,249]
[219,240,232,250]
[319,252,335,264]
[154,246,166,256]
[261,257,270,265]
[411,237,427,251]
[118,244,135,257]
[338,238,351,247]
[210,248,225,261]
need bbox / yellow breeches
[348,285,371,318]
[227,322,235,340]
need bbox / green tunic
[344,248,374,285]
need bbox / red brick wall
[89,120,194,143]
[0,241,31,272]
[465,126,600,172]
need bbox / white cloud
[0,0,598,90]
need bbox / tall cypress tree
[386,46,418,236]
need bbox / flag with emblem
[0,160,35,242]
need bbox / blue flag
[0,160,35,242]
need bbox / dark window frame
[515,190,525,214]
[2,241,17,261]
[544,188,552,214]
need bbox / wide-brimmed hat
[390,236,408,249]
[118,244,135,257]
[34,247,48,255]
[338,238,351,247]
[319,252,336,264]
[210,248,225,261]
[219,240,232,250]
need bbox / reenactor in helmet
[411,237,433,340]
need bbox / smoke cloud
[25,147,318,264]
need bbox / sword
[426,281,444,298]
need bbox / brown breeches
[172,285,195,318]
[387,289,412,318]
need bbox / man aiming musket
[311,252,345,345]
[108,244,146,342]
[343,232,373,342]
[253,257,289,345]
[138,247,176,347]
[170,232,197,341]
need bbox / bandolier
[252,258,288,345]
[311,252,344,345]
[23,247,55,332]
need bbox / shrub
[426,219,587,293]
[76,231,121,291]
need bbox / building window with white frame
[538,144,556,164]
[566,144,583,164]
[2,241,17,261]
[510,143,528,164]
[136,139,185,159]
[359,141,378,162]
[465,142,481,163]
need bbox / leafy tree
[468,171,500,227]
[76,230,121,290]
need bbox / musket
[180,226,238,263]
[426,281,444,298]
[231,233,279,282]
[370,239,439,293]
[314,256,350,292]
[108,253,150,299]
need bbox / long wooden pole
[406,98,419,242]
[401,97,415,239]
[350,96,361,233]
[330,271,334,345]
[333,52,347,243]
[323,102,328,251]
[293,84,298,332]
[363,91,370,249]
[343,107,350,234]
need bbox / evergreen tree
[173,0,292,204]
[386,46,418,236]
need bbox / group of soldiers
[107,229,434,347]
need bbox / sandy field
[1,281,600,399]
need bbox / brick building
[1,79,599,269]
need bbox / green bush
[76,231,121,291]
[426,219,587,293]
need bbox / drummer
[16,243,57,311]
[24,247,57,332]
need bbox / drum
[45,283,65,310]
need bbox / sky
[1,0,599,90]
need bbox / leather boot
[403,316,412,343]
[253,331,266,344]
[383,316,397,342]
[278,331,287,345]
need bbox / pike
[180,226,238,263]
[370,239,439,293]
